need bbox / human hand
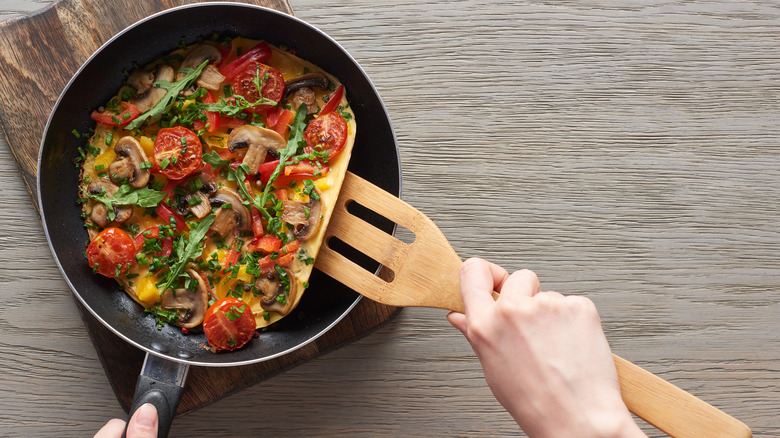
[93,403,158,438]
[447,258,645,438]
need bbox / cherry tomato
[231,62,284,114]
[303,111,348,161]
[86,227,135,278]
[153,126,203,180]
[203,298,257,351]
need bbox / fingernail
[135,403,158,428]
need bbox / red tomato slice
[203,298,256,351]
[231,62,284,114]
[90,102,140,128]
[303,111,348,161]
[86,227,135,278]
[153,126,204,180]
[203,91,220,133]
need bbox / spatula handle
[613,355,751,437]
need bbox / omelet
[76,36,355,351]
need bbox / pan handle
[124,353,189,438]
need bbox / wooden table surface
[1,0,778,436]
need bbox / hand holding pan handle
[123,353,188,438]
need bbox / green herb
[157,214,216,294]
[105,131,114,146]
[125,60,209,130]
[226,304,247,321]
[86,184,166,221]
[257,104,308,218]
[146,304,179,329]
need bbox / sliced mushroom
[128,64,175,113]
[177,44,225,93]
[176,193,211,219]
[160,268,209,328]
[256,267,296,316]
[281,189,322,241]
[283,72,329,99]
[288,87,317,114]
[208,188,251,238]
[86,180,131,228]
[283,72,330,114]
[108,136,150,189]
[227,125,286,175]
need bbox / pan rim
[37,2,402,367]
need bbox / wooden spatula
[315,171,751,438]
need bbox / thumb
[446,311,467,336]
[125,403,158,438]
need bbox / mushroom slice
[86,180,131,228]
[176,193,211,219]
[256,267,296,316]
[227,125,286,175]
[208,188,251,238]
[109,136,150,189]
[160,268,209,329]
[129,64,175,113]
[288,87,317,114]
[281,189,323,241]
[283,72,329,98]
[177,44,225,93]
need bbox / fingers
[93,419,126,438]
[498,269,541,299]
[125,403,158,438]
[459,258,508,316]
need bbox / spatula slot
[345,200,416,245]
[323,235,396,282]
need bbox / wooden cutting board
[0,0,399,415]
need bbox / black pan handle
[124,353,189,438]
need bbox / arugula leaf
[86,184,166,221]
[157,214,216,294]
[125,60,209,130]
[202,150,231,170]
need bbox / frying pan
[37,3,400,436]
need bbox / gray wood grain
[1,0,778,437]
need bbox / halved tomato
[203,298,257,351]
[153,126,204,180]
[231,62,284,114]
[303,111,348,161]
[86,227,135,278]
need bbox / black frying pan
[37,3,400,436]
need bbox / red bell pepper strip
[257,159,329,186]
[133,226,173,257]
[271,109,295,138]
[319,85,344,116]
[90,101,141,128]
[156,203,187,233]
[220,247,240,273]
[219,42,272,81]
[246,235,282,254]
[258,240,300,272]
[203,91,220,132]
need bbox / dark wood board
[0,0,399,416]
